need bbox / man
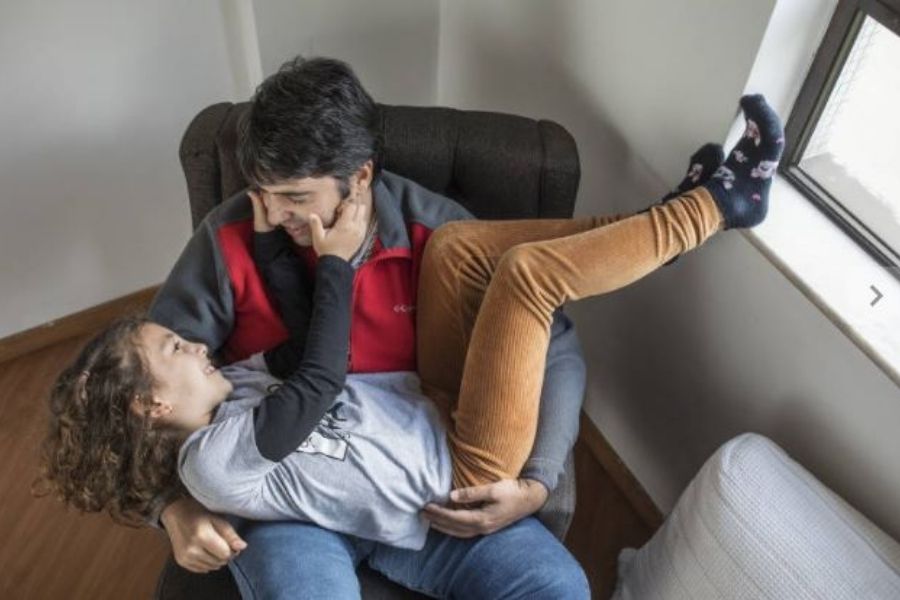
[150,56,589,598]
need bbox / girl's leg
[418,192,718,486]
[448,189,722,485]
[416,141,725,419]
[416,214,626,426]
[422,95,782,487]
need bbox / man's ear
[353,160,374,194]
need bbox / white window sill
[737,170,900,387]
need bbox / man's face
[257,176,347,246]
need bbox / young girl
[38,95,782,549]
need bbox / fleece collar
[371,173,410,252]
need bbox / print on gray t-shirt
[178,358,453,550]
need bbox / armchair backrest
[178,103,580,228]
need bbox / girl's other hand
[249,189,275,233]
[309,200,369,261]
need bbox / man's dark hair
[238,56,382,190]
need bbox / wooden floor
[0,331,657,599]
[567,437,659,597]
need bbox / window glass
[799,16,900,254]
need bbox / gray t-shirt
[178,356,453,550]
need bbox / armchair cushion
[613,433,900,599]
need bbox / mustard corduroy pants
[416,187,724,488]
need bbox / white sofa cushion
[613,433,900,600]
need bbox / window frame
[781,0,900,275]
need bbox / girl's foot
[704,94,784,229]
[661,142,725,202]
[650,143,724,265]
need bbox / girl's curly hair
[34,316,186,527]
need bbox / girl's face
[137,323,232,431]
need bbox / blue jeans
[228,517,590,599]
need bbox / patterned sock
[704,94,784,229]
[649,143,723,265]
[661,143,725,202]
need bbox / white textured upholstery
[613,433,900,600]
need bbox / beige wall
[251,0,440,105]
[0,1,242,338]
[438,0,900,539]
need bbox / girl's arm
[252,236,353,462]
[253,228,314,379]
[248,194,367,463]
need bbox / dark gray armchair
[155,103,582,600]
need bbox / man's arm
[520,310,586,491]
[159,498,246,573]
[423,310,586,537]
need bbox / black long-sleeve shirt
[251,230,354,461]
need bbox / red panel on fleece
[217,220,436,373]
[217,219,289,362]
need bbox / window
[782,0,900,277]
